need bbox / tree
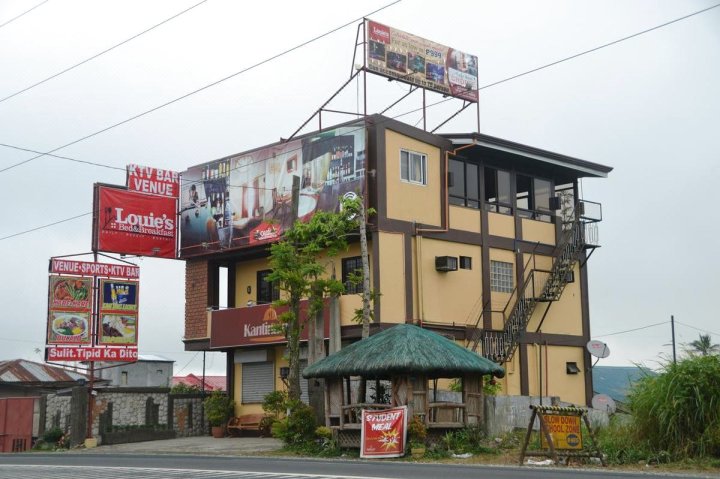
[686,333,720,357]
[267,200,359,401]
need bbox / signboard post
[360,406,407,459]
[519,405,606,466]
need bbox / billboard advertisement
[126,164,180,198]
[179,124,365,258]
[365,19,478,102]
[93,185,177,259]
[46,258,140,362]
[360,406,407,458]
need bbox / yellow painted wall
[384,129,441,226]
[415,237,482,325]
[501,353,521,396]
[378,232,406,323]
[489,248,515,330]
[235,258,272,306]
[488,212,514,238]
[525,261,583,336]
[521,218,556,245]
[449,205,481,233]
[526,344,586,406]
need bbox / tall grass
[628,355,720,459]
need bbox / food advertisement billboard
[365,19,478,102]
[179,124,365,258]
[46,258,140,361]
[360,406,407,458]
[93,185,177,259]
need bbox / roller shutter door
[241,361,274,404]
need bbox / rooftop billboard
[365,19,478,102]
[179,123,365,258]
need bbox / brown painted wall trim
[580,253,593,406]
[183,338,210,351]
[519,344,529,395]
[404,233,414,322]
[519,333,587,348]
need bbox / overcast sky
[1,0,718,377]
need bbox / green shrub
[628,355,720,459]
[596,415,653,464]
[170,383,201,394]
[42,427,64,444]
[203,390,235,427]
[262,390,289,419]
[271,400,317,446]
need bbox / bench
[226,414,266,436]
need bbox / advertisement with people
[365,19,478,102]
[93,185,178,259]
[179,124,365,258]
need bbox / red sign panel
[50,258,140,279]
[361,406,407,458]
[93,185,177,259]
[46,346,138,362]
[127,164,180,198]
[210,300,330,348]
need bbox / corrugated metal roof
[0,359,88,384]
[172,374,226,391]
[137,354,174,363]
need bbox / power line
[0,0,402,174]
[0,143,125,171]
[0,0,209,105]
[0,212,91,241]
[0,0,50,30]
[595,321,668,338]
[675,320,720,338]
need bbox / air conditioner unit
[435,256,458,272]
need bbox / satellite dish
[591,394,617,414]
[587,340,610,358]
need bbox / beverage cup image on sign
[50,313,89,343]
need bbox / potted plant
[204,391,235,438]
[407,414,427,458]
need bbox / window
[490,260,513,293]
[460,256,472,270]
[241,361,274,403]
[517,175,552,222]
[400,149,427,185]
[484,168,511,214]
[342,256,363,294]
[120,371,128,386]
[449,158,479,208]
[257,270,279,304]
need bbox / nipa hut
[303,324,504,444]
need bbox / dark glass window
[484,168,512,214]
[516,175,552,221]
[449,158,480,208]
[342,256,363,295]
[257,270,279,304]
[460,256,472,270]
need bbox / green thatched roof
[303,324,504,379]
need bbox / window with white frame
[490,260,514,293]
[400,149,427,185]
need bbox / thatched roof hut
[303,323,504,380]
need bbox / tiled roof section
[172,373,226,391]
[0,359,88,384]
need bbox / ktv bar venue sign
[365,19,478,102]
[93,184,177,259]
[127,163,180,198]
[46,258,140,363]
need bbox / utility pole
[671,315,677,364]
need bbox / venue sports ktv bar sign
[365,19,478,102]
[46,259,140,362]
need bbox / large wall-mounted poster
[93,185,177,259]
[179,124,366,258]
[365,19,479,102]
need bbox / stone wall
[43,388,207,446]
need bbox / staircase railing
[473,201,599,363]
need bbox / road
[0,454,715,479]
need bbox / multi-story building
[180,114,611,415]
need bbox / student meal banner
[365,19,478,102]
[360,406,407,459]
[179,124,365,258]
[93,185,177,259]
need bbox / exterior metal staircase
[466,200,601,363]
